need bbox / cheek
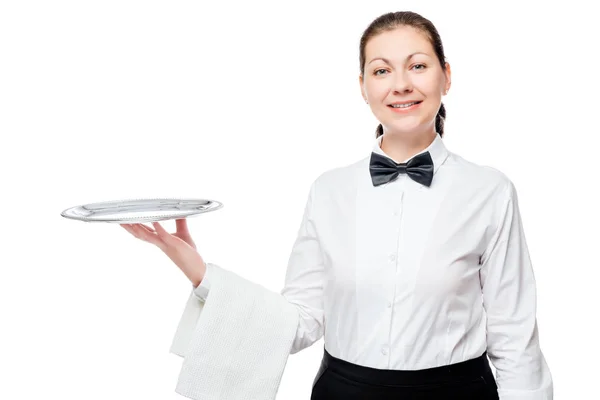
[364,75,388,94]
[413,75,440,92]
[366,82,388,100]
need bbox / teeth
[391,102,419,108]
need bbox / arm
[188,181,326,354]
[479,180,553,400]
[280,180,326,354]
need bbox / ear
[444,62,451,92]
[359,74,366,102]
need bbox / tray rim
[60,197,223,223]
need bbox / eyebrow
[368,52,429,65]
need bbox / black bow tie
[369,151,434,187]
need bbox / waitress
[122,10,553,400]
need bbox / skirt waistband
[321,348,490,387]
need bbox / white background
[1,0,598,398]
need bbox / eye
[374,64,426,76]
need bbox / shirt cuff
[192,262,213,301]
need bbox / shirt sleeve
[192,262,214,302]
[479,179,553,400]
[280,180,326,354]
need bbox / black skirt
[311,347,499,400]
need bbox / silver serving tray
[60,198,223,223]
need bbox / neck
[380,129,437,163]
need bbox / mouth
[388,101,423,112]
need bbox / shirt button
[381,347,388,355]
[389,254,396,262]
[387,302,392,308]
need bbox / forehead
[365,26,433,61]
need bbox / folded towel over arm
[169,263,300,400]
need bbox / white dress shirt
[193,132,553,399]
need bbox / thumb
[175,218,190,234]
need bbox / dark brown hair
[359,11,448,138]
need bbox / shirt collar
[372,132,449,175]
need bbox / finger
[152,221,170,238]
[121,224,135,235]
[127,224,144,240]
[127,222,156,234]
[176,219,189,234]
[152,222,172,240]
[137,223,156,233]
[126,223,147,236]
[131,224,163,247]
[130,224,147,238]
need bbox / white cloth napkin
[170,263,299,400]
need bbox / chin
[384,122,426,134]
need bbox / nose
[392,71,412,93]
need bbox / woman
[121,11,553,400]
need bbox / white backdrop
[1,1,598,398]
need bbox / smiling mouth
[388,101,423,111]
[388,101,422,109]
